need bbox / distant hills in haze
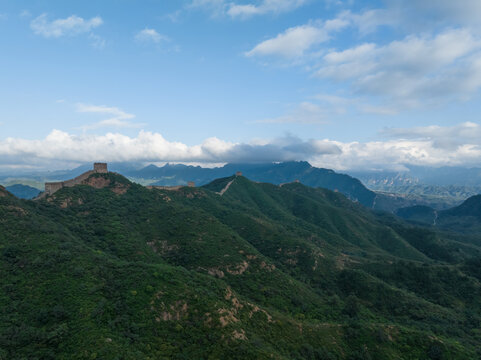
[350,165,481,187]
[136,161,378,208]
[349,166,481,209]
[5,184,41,199]
[2,161,481,210]
[125,161,478,211]
[397,194,481,234]
[1,161,378,205]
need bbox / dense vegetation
[2,174,481,359]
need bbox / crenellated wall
[39,162,198,198]
[147,185,184,191]
[44,163,109,196]
[44,182,64,196]
[147,182,195,191]
[94,163,108,173]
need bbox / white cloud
[392,0,481,29]
[3,123,481,170]
[243,1,481,111]
[77,104,135,120]
[31,14,103,38]
[135,28,169,43]
[0,131,340,166]
[381,122,481,150]
[76,104,142,130]
[246,19,348,58]
[316,28,481,106]
[338,9,396,35]
[228,0,307,18]
[333,1,481,36]
[186,0,309,19]
[310,122,481,170]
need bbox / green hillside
[395,206,437,225]
[1,173,481,359]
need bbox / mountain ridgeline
[2,161,460,210]
[396,194,481,234]
[139,161,378,207]
[5,184,41,199]
[118,161,466,211]
[2,171,481,359]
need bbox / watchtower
[187,181,195,187]
[94,163,108,173]
[236,171,242,176]
[45,182,64,195]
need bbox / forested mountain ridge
[397,194,481,235]
[2,172,481,359]
[140,161,378,208]
[2,161,461,211]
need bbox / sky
[1,0,481,171]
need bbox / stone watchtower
[43,163,109,197]
[94,163,108,173]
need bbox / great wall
[42,163,109,197]
[36,164,247,199]
[147,182,196,191]
[39,163,199,198]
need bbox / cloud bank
[245,0,481,113]
[246,19,348,58]
[31,14,103,38]
[76,104,142,130]
[135,28,169,44]
[187,0,308,18]
[2,123,481,170]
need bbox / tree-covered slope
[1,173,481,359]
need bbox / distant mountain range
[5,184,41,199]
[4,161,474,211]
[121,161,481,211]
[135,161,378,208]
[349,165,481,187]
[397,194,481,235]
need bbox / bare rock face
[0,186,7,197]
[82,176,111,189]
[81,175,130,195]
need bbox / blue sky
[2,0,481,170]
